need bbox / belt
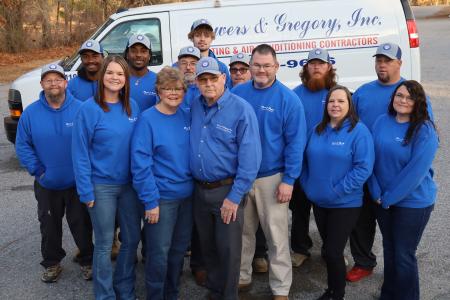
[196,177,234,190]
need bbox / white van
[4,0,420,143]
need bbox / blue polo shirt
[190,89,261,204]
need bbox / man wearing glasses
[232,44,306,300]
[190,57,261,300]
[177,46,201,111]
[15,64,94,283]
[229,53,252,88]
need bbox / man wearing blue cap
[233,44,306,300]
[191,56,261,300]
[290,48,337,268]
[177,46,201,110]
[229,52,252,88]
[125,34,157,112]
[188,19,232,88]
[15,63,94,283]
[346,42,405,282]
[67,39,104,101]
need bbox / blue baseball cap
[373,43,402,60]
[196,57,221,77]
[127,34,151,50]
[79,39,103,55]
[178,46,201,60]
[307,48,330,63]
[229,53,251,66]
[191,19,213,32]
[41,63,65,80]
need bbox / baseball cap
[373,43,402,60]
[79,39,103,55]
[191,19,213,32]
[127,34,151,50]
[307,48,330,63]
[41,63,65,80]
[196,57,222,77]
[229,53,251,66]
[178,46,201,60]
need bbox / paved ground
[1,9,449,300]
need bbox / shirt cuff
[281,175,296,186]
[226,189,242,205]
[80,192,95,203]
[144,199,159,211]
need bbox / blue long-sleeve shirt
[208,49,232,89]
[292,84,328,134]
[368,114,438,209]
[301,120,374,208]
[181,84,200,111]
[232,80,307,185]
[130,71,157,112]
[190,89,261,204]
[16,91,81,190]
[72,97,140,202]
[131,106,193,210]
[67,76,98,102]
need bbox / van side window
[100,18,163,66]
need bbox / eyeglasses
[43,79,65,85]
[230,67,249,74]
[179,61,197,68]
[160,87,184,93]
[250,64,276,70]
[394,92,414,103]
[197,75,220,85]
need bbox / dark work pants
[254,224,268,259]
[349,185,377,269]
[189,222,205,272]
[313,205,361,299]
[34,181,93,268]
[290,180,313,256]
[193,183,244,300]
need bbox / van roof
[110,0,306,19]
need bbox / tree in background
[0,0,26,53]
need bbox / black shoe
[317,289,333,300]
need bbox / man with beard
[124,34,157,112]
[67,40,104,101]
[346,43,405,282]
[177,46,201,110]
[188,19,232,88]
[290,48,337,268]
[15,64,94,283]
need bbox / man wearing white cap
[125,34,157,112]
[190,57,261,300]
[15,64,94,283]
[229,52,252,88]
[188,19,232,88]
[290,48,337,268]
[67,39,104,101]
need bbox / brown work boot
[238,281,252,292]
[192,270,207,287]
[252,257,269,273]
[41,264,62,283]
[291,252,308,267]
[273,296,288,300]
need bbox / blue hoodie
[72,97,140,202]
[368,114,438,209]
[131,106,193,210]
[130,71,157,112]
[16,91,82,190]
[232,80,307,185]
[67,75,98,102]
[301,121,374,208]
[292,84,328,134]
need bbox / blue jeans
[376,204,434,300]
[89,184,141,300]
[144,197,193,300]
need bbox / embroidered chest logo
[65,122,74,127]
[128,117,138,123]
[395,137,404,143]
[143,91,156,95]
[216,124,232,134]
[183,126,191,131]
[260,105,275,112]
[331,141,345,146]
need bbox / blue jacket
[190,89,262,204]
[301,120,374,208]
[368,114,438,208]
[232,80,307,185]
[72,97,140,202]
[130,71,157,112]
[131,106,193,210]
[16,91,82,190]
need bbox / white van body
[4,0,420,143]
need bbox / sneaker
[291,252,308,267]
[346,266,373,282]
[41,264,62,283]
[252,257,268,273]
[80,265,92,281]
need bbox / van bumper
[4,116,18,144]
